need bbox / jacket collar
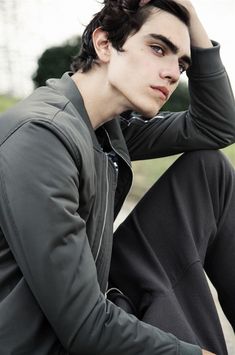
[46,72,101,150]
[46,72,131,165]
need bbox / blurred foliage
[32,36,81,88]
[161,79,189,112]
[0,95,19,112]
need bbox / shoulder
[0,86,94,169]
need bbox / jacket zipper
[94,129,133,264]
[94,153,109,263]
[104,128,132,170]
[120,113,164,126]
[104,127,133,218]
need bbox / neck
[72,68,128,129]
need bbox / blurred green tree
[32,36,81,87]
[161,80,189,112]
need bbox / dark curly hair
[71,0,190,73]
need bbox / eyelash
[179,63,186,74]
[150,45,186,75]
[150,45,164,55]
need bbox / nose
[159,59,180,84]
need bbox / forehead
[135,9,191,56]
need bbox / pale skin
[73,11,191,127]
[72,1,216,354]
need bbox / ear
[92,27,111,64]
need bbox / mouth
[150,85,169,100]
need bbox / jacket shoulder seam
[0,115,81,169]
[44,119,82,169]
[0,118,34,148]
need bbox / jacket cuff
[178,339,202,355]
[187,40,224,77]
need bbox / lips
[150,85,169,100]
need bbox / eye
[179,62,186,74]
[150,45,164,55]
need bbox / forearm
[187,42,235,144]
[122,41,235,160]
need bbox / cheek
[107,57,137,90]
[107,61,127,89]
[112,49,151,77]
[109,54,127,76]
[108,49,157,94]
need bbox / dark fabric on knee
[109,150,235,355]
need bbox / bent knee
[182,149,231,168]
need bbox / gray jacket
[0,43,234,355]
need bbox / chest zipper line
[94,153,109,263]
[104,128,132,170]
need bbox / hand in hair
[139,0,151,6]
[174,0,213,48]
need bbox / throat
[71,71,128,129]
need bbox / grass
[130,144,235,201]
[0,95,19,113]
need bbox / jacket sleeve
[0,120,201,355]
[121,42,235,161]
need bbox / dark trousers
[109,150,235,355]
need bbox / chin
[140,100,163,117]
[130,98,162,119]
[140,107,160,119]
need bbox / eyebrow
[146,33,192,67]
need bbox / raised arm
[121,2,235,160]
[175,0,212,48]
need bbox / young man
[0,0,234,354]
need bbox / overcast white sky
[0,0,234,96]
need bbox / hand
[202,349,216,355]
[139,0,151,6]
[173,0,212,48]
